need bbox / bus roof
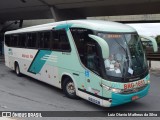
[5,20,136,34]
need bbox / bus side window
[86,43,100,74]
[10,36,14,47]
[5,35,11,46]
[52,29,71,52]
[59,30,71,52]
[10,35,18,47]
[27,33,37,48]
[70,28,100,74]
[38,32,50,49]
[52,30,61,50]
[39,32,44,48]
[43,32,50,49]
[70,28,93,64]
[18,34,26,48]
[70,28,86,63]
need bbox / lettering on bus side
[22,54,34,59]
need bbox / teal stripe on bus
[28,50,52,74]
[54,23,73,30]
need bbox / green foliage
[155,35,160,47]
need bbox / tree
[155,35,160,47]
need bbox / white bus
[4,20,157,107]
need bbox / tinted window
[52,30,60,50]
[10,35,18,47]
[38,32,50,49]
[86,43,100,73]
[27,33,37,48]
[60,30,71,51]
[5,35,11,46]
[70,28,100,74]
[70,28,93,63]
[52,29,71,51]
[18,34,26,47]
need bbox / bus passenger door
[84,42,103,105]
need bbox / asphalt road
[0,61,160,120]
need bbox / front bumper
[110,84,150,107]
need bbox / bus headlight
[101,84,122,93]
[147,80,150,84]
[111,88,122,93]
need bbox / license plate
[132,96,139,101]
[124,80,145,90]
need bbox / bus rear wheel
[63,77,77,99]
[15,63,21,76]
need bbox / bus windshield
[96,32,148,79]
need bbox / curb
[0,56,4,62]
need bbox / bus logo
[8,48,13,55]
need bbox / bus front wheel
[15,63,21,76]
[63,77,77,99]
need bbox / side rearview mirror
[140,35,158,52]
[89,34,109,59]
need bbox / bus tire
[15,63,21,76]
[63,77,77,99]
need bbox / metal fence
[146,47,160,68]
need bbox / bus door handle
[87,79,90,83]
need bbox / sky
[127,23,160,37]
